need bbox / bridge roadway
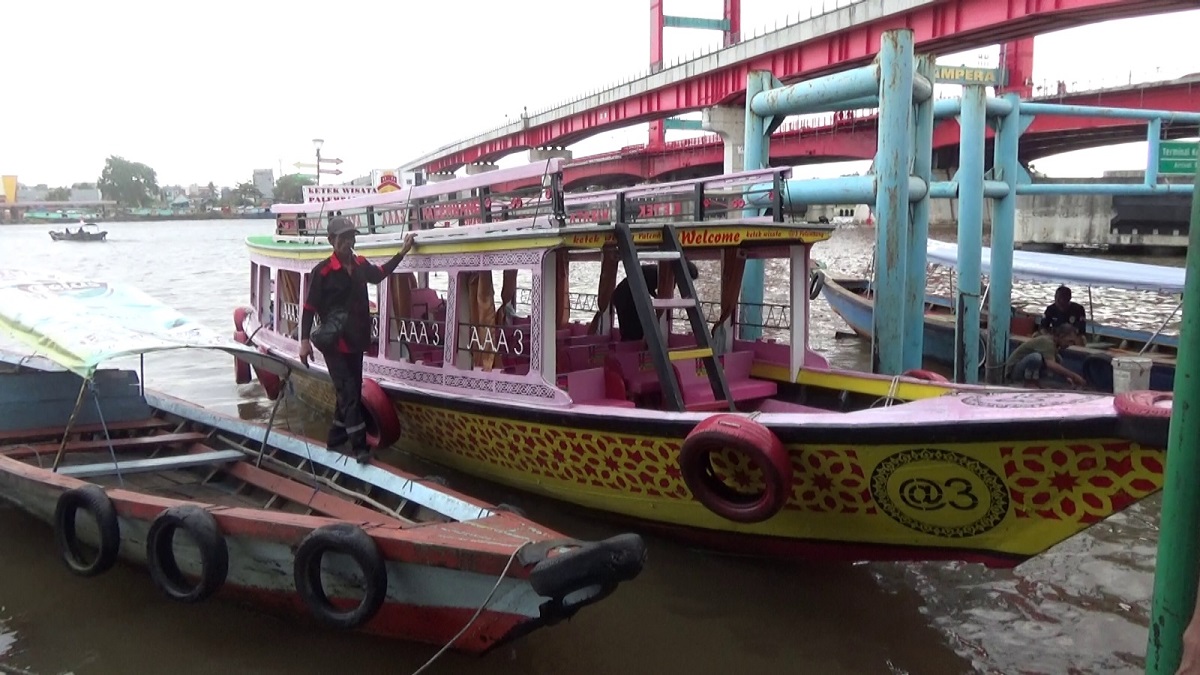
[401,0,1197,175]
[553,76,1200,189]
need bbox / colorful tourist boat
[0,269,645,654]
[818,239,1180,392]
[237,161,1172,568]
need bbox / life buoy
[53,485,121,577]
[808,270,825,301]
[233,330,252,385]
[293,523,387,629]
[254,346,283,400]
[679,414,792,523]
[360,378,401,449]
[902,369,949,383]
[146,505,229,603]
[1114,390,1173,419]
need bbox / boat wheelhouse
[240,160,1171,567]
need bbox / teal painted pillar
[1144,146,1200,675]
[739,70,772,340]
[871,29,914,375]
[954,85,986,383]
[986,93,1020,384]
[903,54,935,372]
[1146,117,1163,185]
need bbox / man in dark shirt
[1040,285,1087,340]
[299,217,415,462]
[611,261,699,342]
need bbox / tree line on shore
[46,156,319,208]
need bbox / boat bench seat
[673,351,777,411]
[604,351,661,397]
[564,344,613,373]
[58,449,245,479]
[559,368,634,408]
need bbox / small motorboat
[0,268,645,655]
[49,223,107,242]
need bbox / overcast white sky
[3,1,1198,187]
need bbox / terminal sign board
[1157,141,1198,175]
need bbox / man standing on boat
[1040,285,1087,342]
[1003,324,1087,389]
[298,217,415,462]
[611,262,699,342]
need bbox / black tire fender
[146,505,229,603]
[808,269,825,301]
[529,533,646,599]
[53,484,121,577]
[294,523,388,630]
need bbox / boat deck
[0,413,438,525]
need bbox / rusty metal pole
[954,84,986,383]
[1145,164,1200,674]
[871,29,914,375]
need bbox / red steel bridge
[400,0,1198,192]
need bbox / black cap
[328,216,358,238]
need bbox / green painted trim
[663,15,729,31]
[664,118,704,131]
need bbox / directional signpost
[1158,141,1198,175]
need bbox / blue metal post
[740,70,772,340]
[872,29,914,376]
[1146,117,1163,186]
[902,54,935,372]
[750,65,880,116]
[953,85,986,383]
[986,93,1021,384]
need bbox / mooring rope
[408,540,531,675]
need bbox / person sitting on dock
[1004,324,1087,389]
[612,261,699,342]
[1040,285,1087,342]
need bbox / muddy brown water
[0,220,1182,674]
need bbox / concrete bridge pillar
[427,173,456,183]
[530,147,572,163]
[465,163,498,175]
[702,105,746,174]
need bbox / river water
[0,219,1184,674]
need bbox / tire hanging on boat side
[360,378,402,450]
[253,345,283,400]
[53,484,121,577]
[146,505,229,603]
[293,523,388,630]
[901,369,949,383]
[679,414,792,524]
[233,330,252,385]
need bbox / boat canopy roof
[0,269,291,378]
[925,239,1185,294]
[262,163,829,251]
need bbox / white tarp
[925,240,1186,294]
[0,269,290,378]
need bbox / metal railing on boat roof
[271,165,801,240]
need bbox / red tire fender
[232,330,252,385]
[1114,390,1173,419]
[360,378,401,449]
[902,369,949,383]
[679,414,792,524]
[252,345,283,400]
[233,306,249,332]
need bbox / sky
[3,0,1198,188]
